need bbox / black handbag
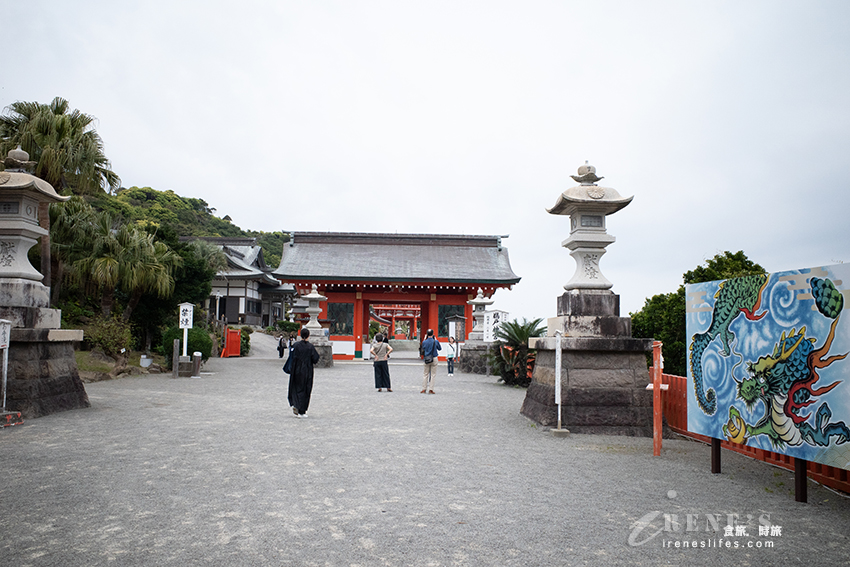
[283,346,293,374]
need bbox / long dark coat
[288,339,320,414]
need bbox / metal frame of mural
[686,264,850,471]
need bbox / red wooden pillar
[428,293,439,336]
[464,296,474,340]
[354,291,364,358]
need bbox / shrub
[159,326,213,367]
[489,318,546,387]
[86,316,134,356]
[59,300,95,327]
[240,327,251,356]
[276,320,300,334]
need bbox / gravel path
[1,337,849,566]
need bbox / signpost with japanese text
[1,319,10,411]
[179,303,193,358]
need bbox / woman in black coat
[288,328,320,417]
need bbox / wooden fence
[660,373,850,495]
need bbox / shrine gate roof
[273,232,520,286]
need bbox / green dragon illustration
[722,277,850,448]
[689,274,769,415]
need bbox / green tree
[631,250,766,376]
[682,250,766,285]
[0,97,120,194]
[631,287,687,376]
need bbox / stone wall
[458,343,494,375]
[521,337,654,436]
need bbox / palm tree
[0,97,120,195]
[49,197,109,303]
[184,239,228,274]
[118,230,182,322]
[72,222,182,319]
[493,318,546,387]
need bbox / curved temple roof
[273,232,520,286]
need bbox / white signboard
[179,303,194,329]
[483,310,510,342]
[0,319,10,349]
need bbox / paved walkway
[1,334,849,566]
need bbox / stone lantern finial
[3,146,36,173]
[570,161,604,185]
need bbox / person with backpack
[420,329,441,394]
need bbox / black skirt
[374,360,391,389]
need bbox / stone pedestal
[313,343,334,368]
[522,335,652,436]
[548,290,632,337]
[6,328,88,419]
[522,287,653,436]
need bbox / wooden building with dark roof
[273,232,520,359]
[182,237,295,327]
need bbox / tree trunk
[101,288,115,318]
[122,290,143,322]
[50,259,64,306]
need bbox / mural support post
[711,438,721,474]
[652,341,663,456]
[795,458,808,503]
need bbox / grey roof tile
[273,232,520,285]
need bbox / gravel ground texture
[1,333,849,566]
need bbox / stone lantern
[520,162,653,436]
[0,147,88,418]
[466,288,494,343]
[547,161,632,291]
[457,288,496,375]
[302,284,327,339]
[301,284,332,367]
[545,162,635,338]
[0,146,69,323]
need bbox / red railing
[660,373,850,495]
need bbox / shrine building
[272,232,520,360]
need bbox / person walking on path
[445,336,458,376]
[370,333,393,392]
[420,329,441,394]
[277,334,287,358]
[288,328,320,417]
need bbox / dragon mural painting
[687,265,850,470]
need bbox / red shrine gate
[371,303,421,339]
[273,232,520,360]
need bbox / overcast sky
[5,1,850,320]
